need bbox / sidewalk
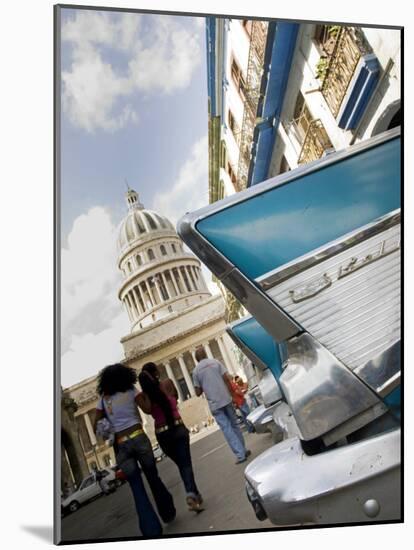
[189,423,220,444]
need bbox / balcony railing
[298,119,333,165]
[236,20,268,192]
[320,27,371,118]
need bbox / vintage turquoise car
[178,128,401,525]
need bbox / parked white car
[61,468,116,515]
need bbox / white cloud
[62,44,136,132]
[152,135,219,294]
[61,11,202,132]
[129,17,201,94]
[61,206,129,387]
[152,135,209,224]
[62,312,129,388]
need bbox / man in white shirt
[192,346,251,464]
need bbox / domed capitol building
[62,188,245,483]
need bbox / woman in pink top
[138,362,203,513]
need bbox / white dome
[117,189,175,252]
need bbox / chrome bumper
[245,428,400,525]
[247,402,279,434]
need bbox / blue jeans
[157,424,200,499]
[213,403,247,460]
[115,433,175,537]
[238,402,254,432]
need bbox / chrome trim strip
[258,210,400,290]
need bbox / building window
[147,249,155,261]
[136,254,142,266]
[227,162,237,185]
[171,243,177,253]
[291,92,313,143]
[160,245,167,256]
[127,261,132,273]
[314,24,339,56]
[228,111,240,144]
[231,58,246,99]
[242,19,253,37]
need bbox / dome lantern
[125,188,143,211]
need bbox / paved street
[62,427,276,542]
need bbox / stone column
[186,266,195,291]
[160,272,171,299]
[177,354,195,397]
[217,335,235,375]
[123,298,133,322]
[128,294,137,320]
[164,361,184,401]
[132,287,143,315]
[129,291,139,317]
[204,341,214,359]
[190,349,198,367]
[191,266,200,290]
[84,412,97,446]
[178,267,188,293]
[144,279,155,307]
[169,269,180,296]
[153,276,163,303]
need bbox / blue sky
[61,8,209,240]
[60,8,215,387]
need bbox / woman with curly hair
[138,362,203,513]
[93,363,176,537]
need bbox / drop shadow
[21,525,54,543]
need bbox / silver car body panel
[247,403,279,434]
[279,332,380,440]
[262,217,400,377]
[271,400,302,440]
[258,369,282,407]
[245,428,400,525]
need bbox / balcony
[319,27,380,130]
[297,119,333,165]
[236,20,268,191]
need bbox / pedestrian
[94,363,176,537]
[192,346,251,464]
[138,362,203,513]
[230,377,254,433]
[92,465,110,495]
